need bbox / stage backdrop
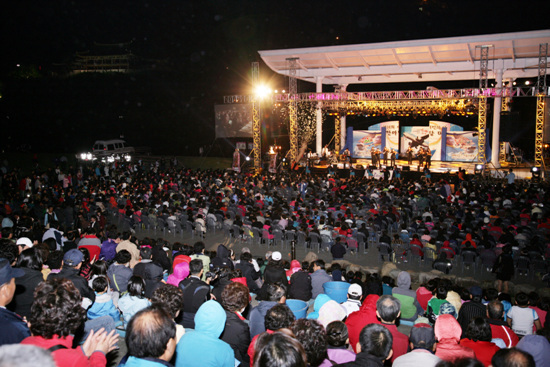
[351,121,399,158]
[445,131,478,162]
[215,104,253,138]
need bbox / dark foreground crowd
[0,158,549,367]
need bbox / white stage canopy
[259,30,550,85]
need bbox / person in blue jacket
[176,300,235,367]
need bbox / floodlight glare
[531,167,539,173]
[475,164,484,170]
[255,85,271,99]
[245,156,250,161]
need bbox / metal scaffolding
[535,95,545,168]
[334,115,341,152]
[287,57,299,165]
[251,62,261,172]
[477,96,487,163]
[535,44,548,169]
[478,46,490,90]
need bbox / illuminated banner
[429,121,464,160]
[215,104,253,138]
[400,126,430,155]
[445,131,478,161]
[368,121,400,152]
[352,130,382,158]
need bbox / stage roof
[259,30,550,86]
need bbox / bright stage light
[255,85,271,99]
[245,156,250,161]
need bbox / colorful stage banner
[352,131,382,158]
[400,126,430,155]
[445,131,478,162]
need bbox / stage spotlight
[474,164,484,175]
[255,85,271,99]
[245,156,250,161]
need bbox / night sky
[1,0,549,155]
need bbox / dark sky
[1,0,549,154]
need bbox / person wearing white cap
[16,237,33,254]
[341,283,363,316]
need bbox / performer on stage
[406,145,413,165]
[417,149,425,170]
[342,148,351,162]
[232,148,241,173]
[322,145,331,159]
[383,147,390,165]
[390,149,396,167]
[425,148,432,168]
[370,147,377,167]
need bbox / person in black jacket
[211,244,234,270]
[257,252,288,301]
[220,282,251,366]
[178,258,211,328]
[133,246,164,298]
[10,248,44,319]
[288,262,312,301]
[48,248,96,304]
[235,252,260,294]
[0,258,31,346]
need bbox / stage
[308,158,539,181]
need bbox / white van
[92,139,134,158]
[78,139,134,162]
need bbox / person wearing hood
[307,294,332,320]
[345,294,381,353]
[516,334,550,367]
[317,300,347,328]
[167,262,189,287]
[176,300,235,367]
[392,271,423,322]
[434,314,476,362]
[211,244,234,270]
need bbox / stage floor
[314,159,539,180]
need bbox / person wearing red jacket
[21,278,118,367]
[434,314,476,362]
[460,317,500,367]
[345,294,380,353]
[487,300,519,348]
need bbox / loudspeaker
[402,165,410,171]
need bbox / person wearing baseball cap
[0,258,31,346]
[341,283,363,316]
[48,249,96,304]
[393,325,441,367]
[16,237,33,254]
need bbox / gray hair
[0,345,56,367]
[376,295,401,322]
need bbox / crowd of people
[0,156,549,367]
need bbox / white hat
[272,251,282,261]
[16,237,33,248]
[348,283,363,297]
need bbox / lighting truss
[251,62,261,173]
[287,58,299,165]
[334,115,341,151]
[535,95,545,168]
[477,96,487,163]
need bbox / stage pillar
[491,68,503,168]
[340,84,348,151]
[316,77,323,155]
